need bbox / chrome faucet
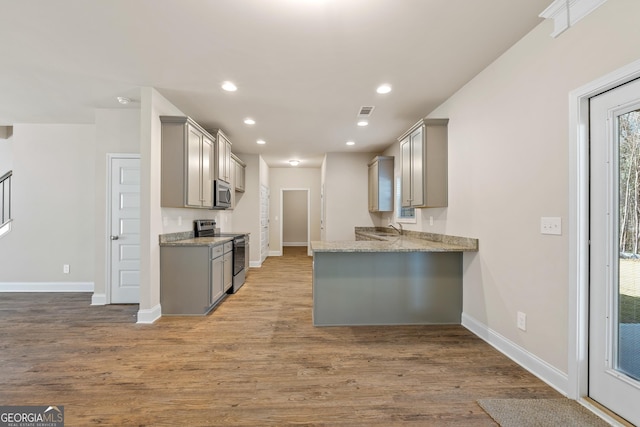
[388,222,403,235]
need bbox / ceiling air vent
[358,106,375,117]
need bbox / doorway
[107,154,140,304]
[281,189,310,256]
[260,184,269,264]
[588,78,640,425]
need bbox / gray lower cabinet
[210,245,225,306]
[160,241,231,315]
[223,242,233,292]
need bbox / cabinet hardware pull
[110,235,119,240]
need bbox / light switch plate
[540,217,562,235]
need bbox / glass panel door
[589,78,640,426]
[617,109,640,382]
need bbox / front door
[109,156,140,304]
[589,78,640,425]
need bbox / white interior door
[589,78,640,425]
[110,156,140,304]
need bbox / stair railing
[1,170,12,227]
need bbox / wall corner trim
[540,0,608,37]
[462,313,569,395]
[91,293,107,305]
[137,304,161,324]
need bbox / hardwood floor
[0,246,561,426]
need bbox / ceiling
[0,0,551,167]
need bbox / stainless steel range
[194,219,247,293]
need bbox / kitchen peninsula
[310,228,478,326]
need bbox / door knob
[110,235,119,240]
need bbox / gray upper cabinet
[160,116,215,209]
[232,153,246,192]
[212,129,232,183]
[399,118,448,208]
[368,155,394,212]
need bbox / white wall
[232,153,262,266]
[139,88,183,318]
[269,167,321,252]
[0,124,95,287]
[323,152,379,241]
[0,133,11,176]
[283,190,308,245]
[422,0,640,376]
[93,108,141,299]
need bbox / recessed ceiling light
[346,141,355,146]
[244,118,256,125]
[256,139,266,145]
[116,96,131,105]
[357,120,369,127]
[221,81,237,92]
[376,84,392,94]
[289,160,300,166]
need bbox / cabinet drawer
[224,241,233,253]
[210,245,224,258]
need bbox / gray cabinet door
[202,134,214,207]
[215,131,232,183]
[210,254,224,306]
[368,160,378,211]
[410,126,424,207]
[160,116,215,209]
[186,125,202,207]
[400,136,412,208]
[223,251,233,292]
[398,119,447,208]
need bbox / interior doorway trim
[102,153,140,305]
[568,58,640,402]
[279,188,310,256]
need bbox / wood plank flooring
[0,246,562,426]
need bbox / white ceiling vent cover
[358,106,375,117]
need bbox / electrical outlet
[517,311,526,331]
[540,217,562,235]
[63,264,70,274]
[429,216,434,226]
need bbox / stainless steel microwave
[212,179,231,209]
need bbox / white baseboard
[137,304,161,324]
[249,261,262,268]
[283,242,308,246]
[269,250,282,256]
[0,282,94,292]
[91,293,107,305]
[462,313,568,395]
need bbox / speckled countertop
[311,227,478,253]
[159,231,236,247]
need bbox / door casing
[105,153,141,304]
[569,59,640,407]
[279,188,311,256]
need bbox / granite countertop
[160,236,234,247]
[159,230,238,247]
[311,227,479,253]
